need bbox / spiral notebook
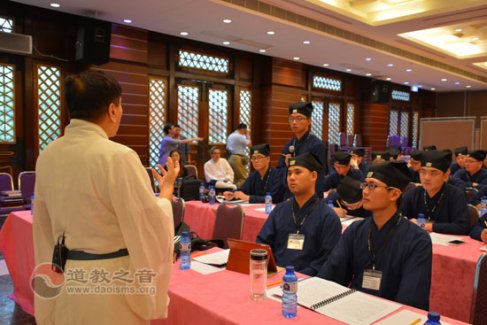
[268,277,400,325]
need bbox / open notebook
[268,277,400,325]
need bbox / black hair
[237,123,247,130]
[65,70,122,122]
[163,123,173,135]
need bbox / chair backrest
[145,167,157,193]
[18,171,36,201]
[467,204,480,228]
[184,164,198,179]
[171,197,185,228]
[0,173,14,192]
[212,203,245,249]
[466,187,479,202]
[403,182,417,195]
[471,254,487,324]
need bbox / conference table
[0,209,484,323]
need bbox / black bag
[180,178,203,201]
[174,221,221,257]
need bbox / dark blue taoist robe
[256,195,341,276]
[318,212,432,310]
[239,167,285,204]
[400,183,470,235]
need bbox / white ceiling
[12,0,487,92]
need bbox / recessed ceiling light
[223,41,230,45]
[50,2,60,7]
[431,88,436,91]
[267,31,275,35]
[455,28,463,33]
[346,68,352,72]
[366,73,372,77]
[386,77,391,81]
[303,40,311,45]
[223,19,232,24]
[387,63,394,67]
[406,68,412,72]
[441,78,447,82]
[454,81,460,85]
[404,81,410,85]
[259,49,266,53]
[365,57,372,61]
[180,32,189,36]
[123,19,132,24]
[466,85,472,88]
[323,63,329,67]
[293,57,300,61]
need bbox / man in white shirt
[204,146,237,190]
[226,123,251,187]
[34,70,176,324]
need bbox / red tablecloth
[0,210,35,315]
[0,210,482,323]
[153,252,467,325]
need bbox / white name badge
[287,233,305,250]
[362,269,382,291]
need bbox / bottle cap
[182,231,189,237]
[285,266,295,273]
[418,213,425,218]
[250,249,268,261]
[427,311,440,321]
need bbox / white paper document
[341,217,364,226]
[375,309,451,325]
[429,233,464,246]
[192,249,230,266]
[254,206,274,213]
[190,261,225,275]
[480,245,487,251]
[268,277,400,325]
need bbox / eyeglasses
[360,182,393,191]
[251,156,267,162]
[288,117,307,123]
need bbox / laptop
[226,238,278,274]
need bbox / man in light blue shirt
[226,123,251,187]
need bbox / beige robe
[33,119,174,324]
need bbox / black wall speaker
[371,81,391,103]
[75,18,111,65]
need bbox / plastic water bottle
[417,213,426,230]
[282,266,298,318]
[179,231,191,270]
[199,182,206,202]
[209,186,216,205]
[265,192,272,214]
[481,197,487,218]
[424,311,441,325]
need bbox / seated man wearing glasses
[276,102,328,199]
[318,161,432,310]
[324,151,363,192]
[257,153,341,276]
[327,176,372,219]
[223,144,285,204]
[453,150,487,191]
[204,146,237,190]
[400,150,470,235]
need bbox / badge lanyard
[423,185,445,221]
[367,215,402,270]
[291,198,320,234]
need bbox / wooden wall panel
[361,103,389,150]
[272,58,306,88]
[110,25,147,64]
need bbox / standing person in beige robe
[33,70,176,324]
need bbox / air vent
[0,32,32,55]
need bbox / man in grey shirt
[157,123,202,167]
[226,123,251,187]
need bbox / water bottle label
[181,242,191,251]
[283,281,297,294]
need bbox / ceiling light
[454,82,460,85]
[365,57,372,61]
[404,81,410,85]
[455,28,463,33]
[466,85,472,88]
[365,73,372,77]
[259,49,266,53]
[386,77,391,81]
[418,85,423,88]
[50,3,60,7]
[123,19,132,24]
[323,64,329,67]
[223,41,230,45]
[293,57,300,61]
[441,78,447,82]
[303,40,311,45]
[431,88,436,91]
[406,68,412,72]
[223,19,232,24]
[180,32,189,36]
[267,31,275,35]
[387,63,394,67]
